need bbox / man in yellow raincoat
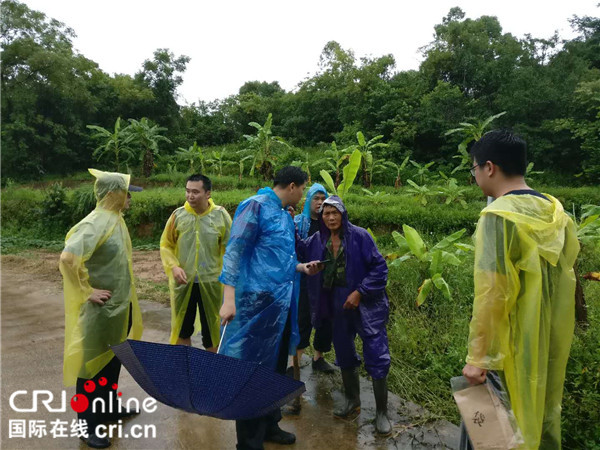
[461,130,579,449]
[60,169,143,449]
[160,174,231,351]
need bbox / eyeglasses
[469,163,482,177]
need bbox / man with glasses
[461,130,579,449]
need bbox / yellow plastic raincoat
[60,169,143,387]
[466,193,579,449]
[160,199,232,346]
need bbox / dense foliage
[2,1,600,183]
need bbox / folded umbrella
[111,339,305,420]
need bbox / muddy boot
[372,377,392,436]
[333,368,361,418]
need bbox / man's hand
[220,285,236,325]
[297,262,324,276]
[287,206,295,219]
[462,363,487,385]
[343,290,361,310]
[88,289,111,306]
[172,267,188,285]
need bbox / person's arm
[159,212,186,285]
[218,199,260,288]
[59,221,111,306]
[220,208,233,258]
[464,214,517,383]
[219,284,236,325]
[355,231,388,297]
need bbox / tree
[420,8,526,107]
[134,48,189,136]
[127,118,171,177]
[1,0,101,177]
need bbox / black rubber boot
[333,368,361,418]
[80,433,111,448]
[372,377,392,436]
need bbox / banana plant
[206,149,235,176]
[570,204,600,246]
[87,117,135,172]
[445,111,507,177]
[361,188,390,205]
[409,160,436,185]
[437,172,468,208]
[525,162,544,181]
[320,149,362,200]
[568,204,600,324]
[405,179,432,206]
[127,117,171,178]
[176,141,205,173]
[237,154,253,181]
[384,155,411,188]
[312,142,355,188]
[291,152,312,183]
[243,113,289,181]
[355,131,388,187]
[386,225,473,306]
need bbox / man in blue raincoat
[293,183,335,373]
[219,166,323,450]
[297,195,392,435]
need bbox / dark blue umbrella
[111,339,305,420]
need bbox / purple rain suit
[296,196,390,380]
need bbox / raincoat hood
[294,184,328,239]
[301,183,328,218]
[317,195,350,243]
[483,194,570,266]
[89,168,130,212]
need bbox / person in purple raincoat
[296,195,392,435]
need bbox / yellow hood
[482,193,572,266]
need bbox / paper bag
[451,376,522,449]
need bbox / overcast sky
[22,0,600,105]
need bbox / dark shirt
[322,235,347,289]
[505,189,549,201]
[308,218,320,237]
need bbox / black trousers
[76,304,132,434]
[235,313,291,450]
[297,284,333,353]
[178,283,213,348]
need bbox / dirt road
[1,253,459,449]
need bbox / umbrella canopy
[111,339,305,420]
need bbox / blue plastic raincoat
[294,183,328,239]
[296,196,390,379]
[218,187,300,369]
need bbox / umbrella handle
[217,323,227,354]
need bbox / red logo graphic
[70,382,120,412]
[70,394,89,413]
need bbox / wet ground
[1,259,459,449]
